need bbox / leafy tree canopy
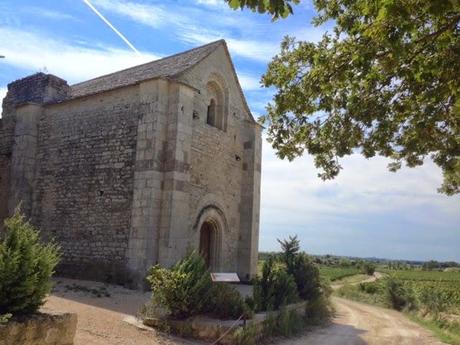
[225,0,300,19]
[229,0,460,195]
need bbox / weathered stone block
[0,312,77,345]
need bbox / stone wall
[0,312,77,345]
[0,116,15,231]
[31,87,139,283]
[178,44,261,278]
[1,41,261,284]
[2,73,69,117]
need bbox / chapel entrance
[199,221,216,269]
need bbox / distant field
[338,269,460,309]
[383,269,460,282]
[319,266,361,281]
[384,270,460,306]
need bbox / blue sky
[1,0,459,261]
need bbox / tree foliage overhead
[254,0,460,195]
[225,0,300,19]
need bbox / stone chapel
[0,40,261,286]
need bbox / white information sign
[210,272,240,282]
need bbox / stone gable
[0,41,261,287]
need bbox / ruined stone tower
[0,40,262,286]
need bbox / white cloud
[91,0,280,62]
[196,0,224,6]
[261,137,460,227]
[0,27,159,84]
[236,73,262,91]
[181,32,279,62]
[22,7,77,21]
[260,137,460,259]
[291,26,330,43]
[92,0,189,29]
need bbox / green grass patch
[407,314,460,345]
[335,282,386,307]
[319,266,361,281]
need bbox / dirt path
[43,278,203,345]
[43,277,443,345]
[275,297,444,345]
[331,272,384,290]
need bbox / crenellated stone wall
[1,73,69,117]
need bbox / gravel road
[43,277,443,345]
[275,297,444,345]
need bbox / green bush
[232,323,259,345]
[147,251,213,319]
[361,262,376,276]
[305,294,333,325]
[208,283,252,320]
[289,253,323,301]
[261,308,304,339]
[385,277,415,311]
[253,256,298,312]
[275,308,304,337]
[278,236,328,302]
[359,281,380,294]
[0,210,60,315]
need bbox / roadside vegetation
[144,236,332,344]
[336,269,460,344]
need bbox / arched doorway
[199,221,216,269]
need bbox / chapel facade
[0,40,261,286]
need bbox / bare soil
[331,272,384,290]
[43,278,203,345]
[276,297,445,345]
[43,277,444,345]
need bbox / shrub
[261,308,304,339]
[385,277,415,311]
[208,283,252,320]
[0,210,60,315]
[147,251,213,319]
[305,294,333,325]
[289,253,323,301]
[361,262,376,276]
[275,308,304,337]
[253,256,298,312]
[359,281,380,294]
[232,323,259,345]
[278,236,328,302]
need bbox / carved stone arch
[193,195,229,271]
[205,72,228,131]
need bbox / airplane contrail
[82,0,141,56]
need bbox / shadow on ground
[50,277,150,316]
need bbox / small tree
[253,256,298,311]
[0,209,60,315]
[289,253,323,301]
[277,235,300,272]
[278,236,324,301]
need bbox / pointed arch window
[207,98,216,126]
[205,80,226,130]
